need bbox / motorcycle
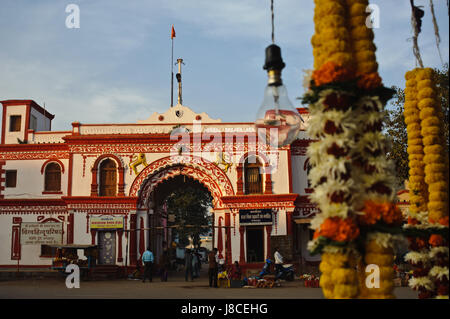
[258,259,272,279]
[275,263,295,281]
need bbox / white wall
[3,159,68,198]
[4,104,27,144]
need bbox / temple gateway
[0,99,319,274]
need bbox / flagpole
[171,30,174,107]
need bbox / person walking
[185,249,194,282]
[192,250,199,279]
[160,249,170,282]
[142,246,154,283]
[208,248,218,288]
[274,247,283,276]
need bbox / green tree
[385,64,449,188]
[165,186,212,248]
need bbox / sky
[0,0,448,131]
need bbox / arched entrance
[129,155,235,210]
[149,175,213,267]
[128,155,235,268]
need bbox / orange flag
[171,25,176,39]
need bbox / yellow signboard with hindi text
[90,215,124,229]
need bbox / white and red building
[0,99,319,273]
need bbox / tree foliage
[165,186,213,248]
[385,64,449,188]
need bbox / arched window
[99,159,117,196]
[244,156,263,195]
[44,163,61,191]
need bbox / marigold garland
[403,68,449,299]
[307,0,400,300]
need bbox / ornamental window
[99,159,117,196]
[44,163,61,191]
[244,156,263,195]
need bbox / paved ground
[0,268,418,299]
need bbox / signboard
[239,209,273,226]
[90,215,124,229]
[20,222,63,245]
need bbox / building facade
[0,99,319,273]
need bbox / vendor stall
[50,244,98,280]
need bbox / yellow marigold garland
[415,68,449,224]
[404,69,428,213]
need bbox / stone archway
[129,155,235,210]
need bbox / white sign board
[20,222,63,245]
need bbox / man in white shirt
[274,247,283,275]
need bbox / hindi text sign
[20,222,63,245]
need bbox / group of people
[140,246,206,283]
[207,248,242,287]
[141,246,284,285]
[141,246,170,283]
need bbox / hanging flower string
[304,0,398,299]
[403,67,449,299]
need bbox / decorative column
[118,166,125,196]
[236,165,244,195]
[139,217,145,264]
[239,226,246,264]
[117,229,123,262]
[225,212,232,265]
[67,213,74,244]
[217,216,224,259]
[286,210,293,236]
[90,168,98,196]
[264,164,273,194]
[129,214,137,266]
[266,225,272,260]
[90,229,97,245]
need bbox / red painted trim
[11,225,21,260]
[117,230,123,262]
[287,147,293,193]
[0,143,68,152]
[286,211,293,235]
[62,196,138,206]
[225,212,231,265]
[0,198,66,206]
[1,104,6,144]
[40,158,65,174]
[67,213,74,244]
[34,131,70,135]
[129,214,137,266]
[265,225,272,260]
[221,193,298,204]
[0,100,55,120]
[24,104,31,143]
[78,122,257,127]
[239,226,245,264]
[236,165,243,195]
[0,160,5,199]
[41,191,63,195]
[67,153,73,196]
[90,229,97,245]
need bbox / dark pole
[171,38,174,107]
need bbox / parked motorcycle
[275,263,295,281]
[258,259,272,279]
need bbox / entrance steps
[89,265,123,280]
